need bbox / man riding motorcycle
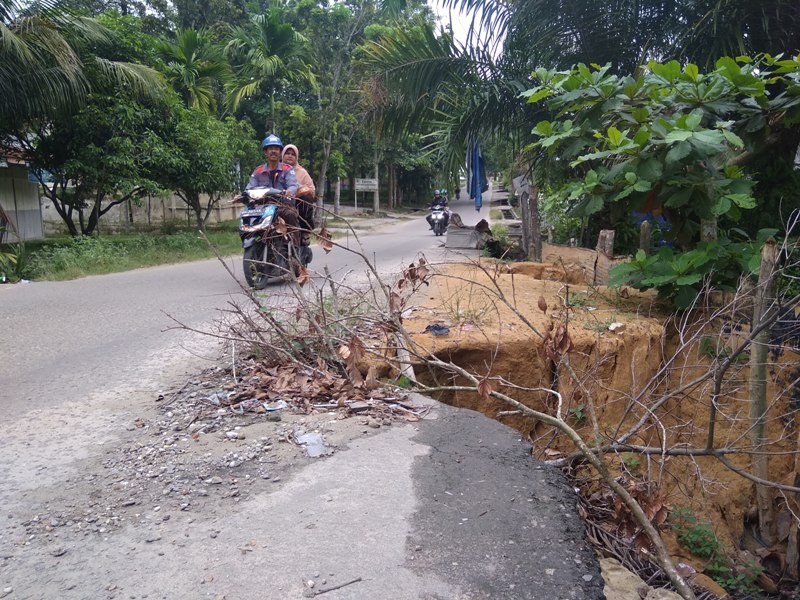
[243,134,301,246]
[426,189,450,231]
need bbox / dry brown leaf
[337,344,351,360]
[296,265,310,286]
[317,228,333,253]
[274,216,288,236]
[365,365,378,390]
[632,531,651,555]
[537,296,548,314]
[348,336,366,364]
[349,365,364,387]
[477,378,492,401]
[389,291,402,313]
[406,263,417,281]
[652,505,669,527]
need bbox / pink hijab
[282,144,300,161]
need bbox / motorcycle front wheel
[243,243,269,290]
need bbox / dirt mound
[403,258,800,597]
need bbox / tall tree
[157,28,231,114]
[225,3,315,128]
[172,0,248,31]
[0,0,162,129]
[361,0,800,173]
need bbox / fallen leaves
[317,228,333,253]
[296,265,310,286]
[208,360,414,420]
[477,378,493,401]
[538,322,573,362]
[389,256,432,318]
[582,476,671,555]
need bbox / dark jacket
[246,162,299,195]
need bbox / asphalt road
[0,198,484,417]
[0,193,609,599]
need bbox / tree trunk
[48,186,79,236]
[334,176,341,216]
[373,146,380,213]
[750,238,778,546]
[315,133,332,227]
[387,162,395,209]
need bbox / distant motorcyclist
[426,189,450,230]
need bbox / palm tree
[1,0,88,126]
[1,0,163,129]
[360,19,536,172]
[157,28,231,115]
[225,3,315,122]
[361,0,800,173]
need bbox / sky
[429,0,481,47]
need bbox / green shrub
[26,231,241,280]
[608,234,770,308]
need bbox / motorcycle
[429,203,449,236]
[237,187,312,289]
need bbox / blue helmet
[261,134,283,149]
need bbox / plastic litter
[264,399,288,412]
[295,432,333,458]
[425,324,450,336]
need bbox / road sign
[354,178,378,192]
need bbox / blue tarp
[466,136,487,211]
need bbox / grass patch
[15,229,241,281]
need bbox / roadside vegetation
[8,229,240,281]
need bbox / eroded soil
[403,250,800,597]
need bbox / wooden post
[530,186,541,262]
[596,229,615,255]
[519,190,531,258]
[639,220,652,253]
[749,238,778,546]
[701,218,718,241]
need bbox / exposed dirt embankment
[404,256,800,594]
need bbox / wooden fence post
[639,220,651,253]
[596,229,615,255]
[749,237,778,546]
